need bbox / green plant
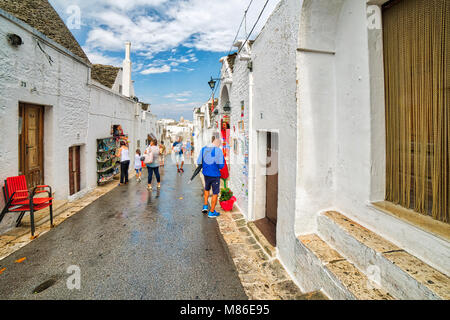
[220,187,233,202]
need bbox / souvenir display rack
[112,125,129,148]
[96,137,119,185]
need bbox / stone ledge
[299,234,393,300]
[319,211,450,300]
[323,211,400,253]
[383,251,450,300]
[215,205,326,299]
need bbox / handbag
[144,148,154,164]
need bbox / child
[135,149,143,182]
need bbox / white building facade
[194,0,450,299]
[0,3,157,234]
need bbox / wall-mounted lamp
[7,34,23,47]
[247,61,253,72]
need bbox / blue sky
[49,0,280,120]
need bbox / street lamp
[208,77,216,91]
[208,77,220,114]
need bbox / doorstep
[214,204,327,300]
[198,172,327,300]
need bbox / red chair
[0,175,54,237]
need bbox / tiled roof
[0,0,90,64]
[227,53,237,73]
[91,64,121,89]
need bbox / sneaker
[202,205,209,214]
[180,168,184,173]
[208,211,220,218]
[147,185,152,191]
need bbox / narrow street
[0,158,247,300]
[0,0,448,304]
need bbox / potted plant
[219,187,236,212]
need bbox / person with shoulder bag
[117,141,130,186]
[144,139,161,191]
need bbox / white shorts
[175,154,185,164]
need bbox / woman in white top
[144,139,161,191]
[117,141,130,185]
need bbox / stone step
[296,290,329,300]
[20,200,69,227]
[296,234,393,300]
[317,211,450,300]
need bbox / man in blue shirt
[197,134,225,218]
[172,136,184,173]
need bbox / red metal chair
[0,175,54,237]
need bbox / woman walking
[145,139,161,191]
[117,141,130,185]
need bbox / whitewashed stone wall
[0,13,90,232]
[251,0,302,275]
[221,54,251,217]
[295,0,450,276]
[0,13,157,234]
[87,84,157,190]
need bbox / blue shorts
[204,176,220,195]
[135,168,142,174]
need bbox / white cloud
[140,64,171,74]
[82,47,122,65]
[50,0,281,57]
[164,91,192,99]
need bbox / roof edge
[0,8,91,68]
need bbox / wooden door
[265,132,278,226]
[19,103,44,189]
[69,146,81,196]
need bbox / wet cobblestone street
[0,160,247,300]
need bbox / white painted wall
[220,49,251,217]
[87,84,157,191]
[0,12,157,234]
[295,0,450,276]
[251,0,302,273]
[0,13,90,232]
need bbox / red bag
[220,158,229,180]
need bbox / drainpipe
[247,66,255,221]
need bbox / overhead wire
[207,0,258,103]
[237,0,270,55]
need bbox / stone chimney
[122,41,132,97]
